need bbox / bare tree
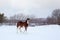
[10,13,35,20]
[52,9,60,25]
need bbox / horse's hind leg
[16,26,19,33]
[16,25,21,33]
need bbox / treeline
[0,9,60,25]
[0,13,35,25]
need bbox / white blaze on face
[27,20,30,24]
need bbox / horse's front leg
[25,27,27,31]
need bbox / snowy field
[0,25,60,40]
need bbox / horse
[16,18,30,32]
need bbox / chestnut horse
[17,18,30,32]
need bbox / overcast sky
[0,0,60,18]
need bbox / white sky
[0,0,60,18]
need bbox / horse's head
[27,18,30,20]
[26,18,30,24]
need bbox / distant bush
[0,13,7,23]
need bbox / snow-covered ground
[0,25,60,40]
